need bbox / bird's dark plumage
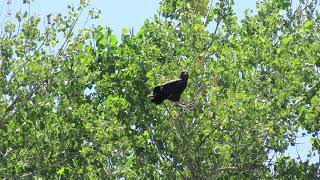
[150,71,188,104]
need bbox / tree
[0,0,319,178]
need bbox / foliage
[0,0,319,178]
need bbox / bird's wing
[161,79,183,94]
[167,93,181,102]
[153,85,162,95]
[150,73,188,104]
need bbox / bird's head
[180,71,188,80]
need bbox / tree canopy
[0,0,319,178]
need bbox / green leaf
[110,34,118,47]
[57,167,65,175]
[303,20,314,30]
[282,35,293,45]
[121,28,129,34]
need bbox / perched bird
[150,71,188,104]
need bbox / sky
[4,0,256,37]
[2,0,318,165]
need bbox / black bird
[150,71,188,104]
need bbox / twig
[164,103,178,121]
[55,5,85,58]
[205,0,214,24]
[0,82,42,126]
[199,127,217,146]
[214,20,220,34]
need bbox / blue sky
[4,0,317,164]
[7,0,256,37]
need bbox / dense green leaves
[0,0,319,178]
